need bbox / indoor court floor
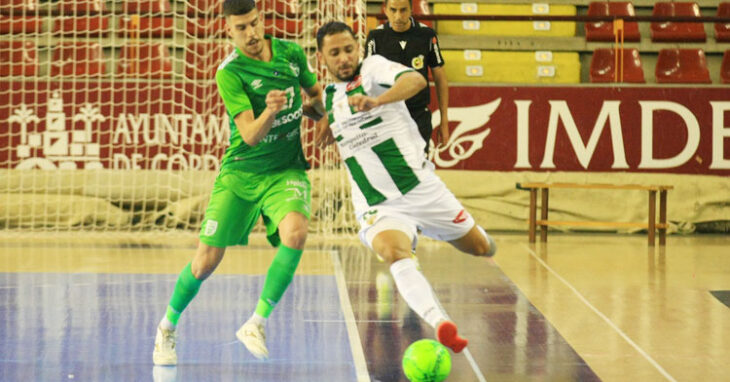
[0,233,728,382]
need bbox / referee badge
[411,55,424,70]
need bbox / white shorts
[356,174,475,250]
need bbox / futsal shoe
[237,319,269,360]
[153,326,178,365]
[436,320,468,353]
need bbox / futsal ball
[402,339,451,382]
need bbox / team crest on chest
[289,62,300,76]
[411,55,424,70]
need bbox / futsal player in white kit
[315,21,497,353]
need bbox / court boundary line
[330,250,371,382]
[521,244,677,382]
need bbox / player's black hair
[222,0,256,17]
[316,21,357,51]
[383,0,412,8]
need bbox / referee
[365,0,450,153]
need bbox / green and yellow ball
[402,339,452,382]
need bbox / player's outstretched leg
[436,320,468,353]
[237,243,303,359]
[153,244,224,365]
[153,262,202,365]
[449,225,497,258]
[389,257,468,353]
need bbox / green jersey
[216,36,318,173]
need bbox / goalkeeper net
[0,0,365,239]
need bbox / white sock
[159,316,176,331]
[249,312,267,327]
[390,258,447,328]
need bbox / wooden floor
[0,232,728,381]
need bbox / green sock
[165,262,203,325]
[255,244,303,318]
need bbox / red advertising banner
[428,86,730,175]
[2,82,729,175]
[1,81,229,170]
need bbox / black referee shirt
[365,17,444,113]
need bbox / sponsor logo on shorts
[452,210,469,224]
[204,220,218,236]
[251,79,263,89]
[362,209,378,225]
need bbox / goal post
[0,0,365,239]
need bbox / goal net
[0,0,365,240]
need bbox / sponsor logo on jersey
[251,79,263,89]
[452,210,469,224]
[204,219,218,236]
[346,75,362,92]
[411,55,424,70]
[399,40,407,50]
[271,107,303,128]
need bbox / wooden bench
[516,183,673,246]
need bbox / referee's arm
[430,42,450,146]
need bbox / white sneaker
[153,326,178,366]
[236,319,269,360]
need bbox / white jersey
[324,55,429,209]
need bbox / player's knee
[193,244,225,279]
[280,227,308,250]
[472,226,496,258]
[377,245,411,265]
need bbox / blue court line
[0,272,360,382]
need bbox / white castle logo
[9,91,105,170]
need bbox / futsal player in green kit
[153,0,325,365]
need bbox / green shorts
[199,167,311,248]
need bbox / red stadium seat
[0,41,38,76]
[260,0,301,15]
[186,17,226,37]
[716,3,730,42]
[185,42,233,79]
[589,48,645,83]
[1,0,42,34]
[187,17,301,38]
[124,0,172,14]
[655,49,711,84]
[117,43,173,78]
[6,0,39,12]
[187,0,223,15]
[585,2,640,42]
[721,51,730,84]
[53,16,110,36]
[264,18,303,37]
[118,15,173,37]
[650,2,706,42]
[50,42,105,77]
[410,0,433,28]
[0,15,43,34]
[58,0,106,14]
